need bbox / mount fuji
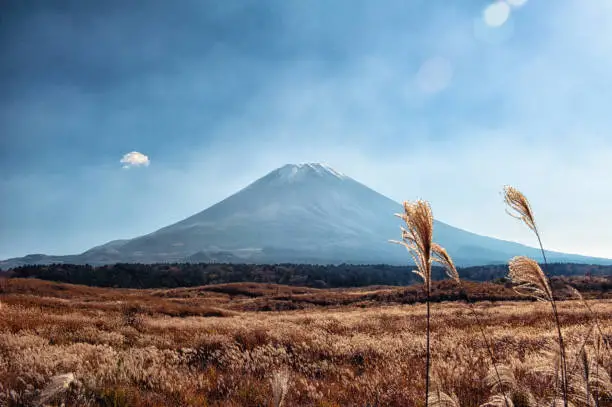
[2,163,611,268]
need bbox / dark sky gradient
[2,0,612,259]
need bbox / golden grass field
[0,277,610,406]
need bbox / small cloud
[120,151,150,169]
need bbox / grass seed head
[36,372,76,406]
[484,365,517,393]
[432,243,459,283]
[428,389,460,407]
[480,394,515,407]
[507,256,552,302]
[503,186,538,234]
[391,200,434,286]
[270,368,289,407]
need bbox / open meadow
[3,0,612,405]
[0,277,610,406]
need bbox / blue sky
[1,0,612,259]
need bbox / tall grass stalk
[504,186,569,406]
[390,200,435,407]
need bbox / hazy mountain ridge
[2,163,611,269]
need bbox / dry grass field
[0,277,610,406]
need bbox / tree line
[2,262,611,289]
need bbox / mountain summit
[2,163,612,268]
[268,163,348,182]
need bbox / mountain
[2,163,612,269]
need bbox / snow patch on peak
[276,163,347,181]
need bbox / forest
[3,261,611,289]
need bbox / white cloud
[120,151,150,169]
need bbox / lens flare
[483,2,511,27]
[506,0,528,7]
[415,57,453,94]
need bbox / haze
[1,0,611,260]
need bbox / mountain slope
[2,163,611,268]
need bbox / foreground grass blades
[0,279,610,406]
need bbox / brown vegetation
[0,277,610,406]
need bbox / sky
[1,0,612,260]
